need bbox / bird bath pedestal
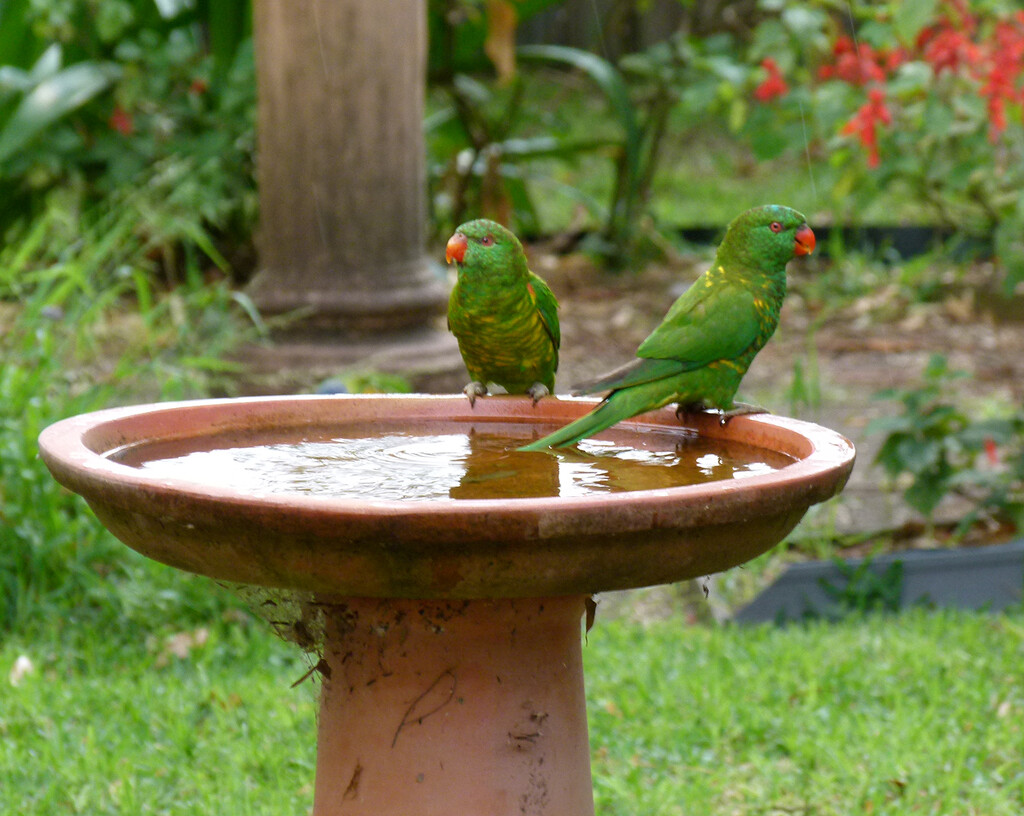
[39,395,854,815]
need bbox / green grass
[588,608,1024,815]
[3,605,1021,815]
[1,614,317,815]
[1,186,262,636]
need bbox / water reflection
[117,422,793,502]
[449,429,560,499]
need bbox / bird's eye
[479,235,495,247]
[769,221,783,233]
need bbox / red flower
[946,0,978,35]
[108,106,134,136]
[917,24,982,74]
[818,36,888,86]
[754,58,789,102]
[841,88,891,168]
[980,17,1024,140]
[883,47,910,74]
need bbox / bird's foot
[717,402,769,425]
[527,382,550,405]
[675,401,710,421]
[463,381,488,407]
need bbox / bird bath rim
[39,392,852,513]
[38,393,855,599]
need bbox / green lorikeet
[446,219,560,405]
[518,205,815,451]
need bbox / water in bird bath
[109,421,794,501]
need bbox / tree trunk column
[249,0,447,333]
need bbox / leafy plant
[738,0,1024,292]
[869,354,1024,533]
[426,67,608,238]
[0,186,263,636]
[817,555,904,617]
[430,0,707,265]
[0,0,256,259]
[0,43,118,229]
[610,31,762,261]
[427,23,632,250]
[0,44,117,165]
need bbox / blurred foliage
[735,0,1024,293]
[3,0,1024,277]
[429,0,1024,281]
[426,1,637,258]
[0,0,255,272]
[819,555,904,617]
[0,183,264,636]
[869,354,1024,534]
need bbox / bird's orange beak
[794,224,815,256]
[446,232,468,264]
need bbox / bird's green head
[719,205,815,272]
[445,219,528,282]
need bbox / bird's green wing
[528,271,561,351]
[571,357,686,395]
[637,277,759,365]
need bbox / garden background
[2,1,1023,813]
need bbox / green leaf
[517,44,641,182]
[922,353,954,381]
[198,0,251,85]
[866,414,915,436]
[0,0,35,69]
[780,7,828,42]
[152,0,192,17]
[904,470,948,515]
[0,61,118,165]
[895,437,941,473]
[501,175,540,236]
[893,0,938,45]
[29,43,63,83]
[0,65,31,93]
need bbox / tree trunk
[248,0,447,334]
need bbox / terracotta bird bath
[39,394,854,815]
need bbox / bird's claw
[463,381,488,407]
[675,401,709,421]
[717,402,769,425]
[674,401,768,426]
[527,382,550,405]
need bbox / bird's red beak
[446,232,468,264]
[794,224,815,256]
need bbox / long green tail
[517,400,623,451]
[517,389,658,451]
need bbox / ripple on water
[110,422,795,502]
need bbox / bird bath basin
[39,394,854,815]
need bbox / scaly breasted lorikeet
[446,219,560,405]
[518,205,814,450]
